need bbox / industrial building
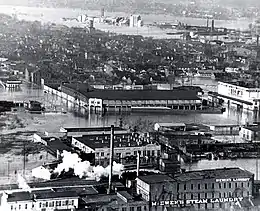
[71,132,160,166]
[216,81,260,111]
[136,167,254,211]
[239,123,260,142]
[60,126,126,137]
[59,83,202,113]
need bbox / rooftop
[74,133,153,149]
[61,126,126,133]
[64,84,200,101]
[7,190,79,202]
[137,174,175,184]
[244,124,260,132]
[174,168,253,182]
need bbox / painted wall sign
[151,197,243,206]
[216,178,250,182]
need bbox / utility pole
[23,142,26,177]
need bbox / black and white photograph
[0,0,260,210]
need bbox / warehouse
[60,84,202,113]
[136,167,254,211]
[71,132,160,166]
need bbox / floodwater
[1,83,260,180]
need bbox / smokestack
[137,151,140,177]
[211,20,215,32]
[101,8,105,17]
[108,125,115,194]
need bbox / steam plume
[32,151,124,181]
[17,174,31,192]
[54,151,124,180]
[32,166,52,180]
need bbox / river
[0,5,254,30]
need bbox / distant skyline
[0,0,259,8]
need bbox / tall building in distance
[129,14,142,27]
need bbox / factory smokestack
[101,8,105,17]
[137,151,140,177]
[107,125,115,194]
[211,20,215,32]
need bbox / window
[25,204,27,209]
[212,183,214,189]
[198,184,201,190]
[219,183,221,189]
[177,183,180,191]
[191,194,193,199]
[137,206,142,211]
[184,184,186,190]
[205,193,207,198]
[242,182,244,188]
[130,207,135,211]
[134,151,137,155]
[101,152,104,156]
[46,202,48,207]
[152,150,155,156]
[19,205,21,210]
[235,183,238,188]
[212,192,214,198]
[248,182,250,187]
[205,184,208,189]
[224,192,226,198]
[191,184,193,190]
[49,201,54,207]
[62,201,66,206]
[122,208,127,211]
[39,203,42,208]
[224,183,226,189]
[96,152,99,157]
[66,200,69,205]
[11,205,13,210]
[219,193,221,198]
[198,193,200,199]
[144,206,147,211]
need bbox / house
[240,123,260,142]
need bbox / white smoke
[54,150,124,181]
[32,166,52,180]
[17,174,31,192]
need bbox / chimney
[107,125,115,194]
[211,20,215,32]
[101,8,105,17]
[137,151,140,177]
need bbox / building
[136,167,254,211]
[154,123,187,132]
[60,126,126,137]
[60,84,202,113]
[217,81,260,111]
[71,132,160,166]
[82,191,148,211]
[240,123,260,142]
[1,189,79,211]
[33,133,72,159]
[129,15,141,27]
